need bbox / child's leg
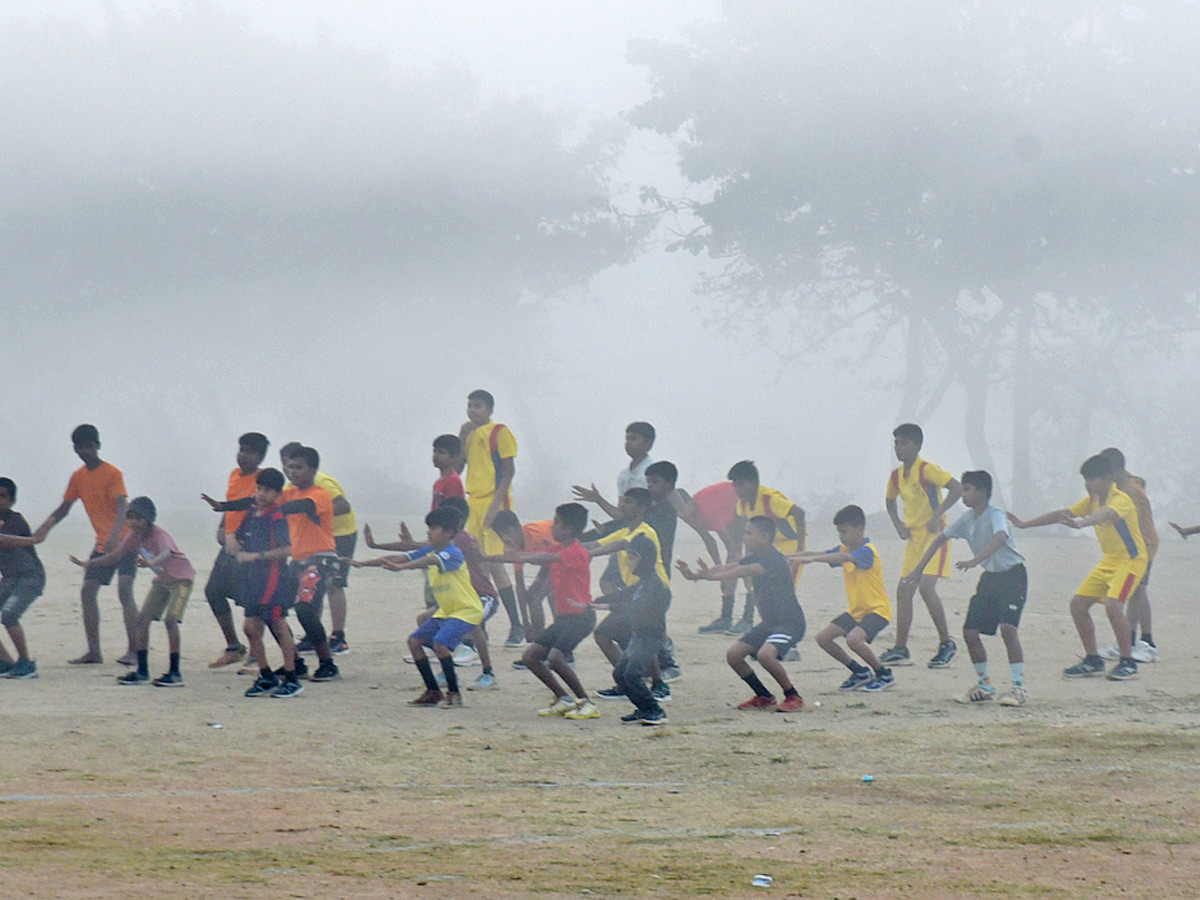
[1069,594,1100,656]
[78,578,104,662]
[524,641,566,697]
[408,630,441,693]
[892,574,918,649]
[755,642,796,694]
[5,623,28,661]
[1127,582,1152,642]
[846,626,883,671]
[548,649,589,700]
[917,574,951,643]
[473,626,493,672]
[244,617,268,669]
[725,640,755,677]
[963,628,986,664]
[165,617,181,656]
[593,613,627,668]
[1104,597,1133,657]
[270,615,298,672]
[432,640,459,694]
[117,572,139,658]
[816,623,854,667]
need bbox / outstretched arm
[1007,508,1073,530]
[572,482,620,520]
[900,533,950,585]
[1170,521,1200,539]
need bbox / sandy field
[1,526,1198,899]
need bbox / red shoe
[774,695,804,713]
[737,695,777,710]
[408,689,444,706]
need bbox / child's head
[892,423,923,462]
[0,477,15,512]
[644,461,678,500]
[467,389,495,425]
[626,533,659,580]
[960,470,993,508]
[438,496,470,531]
[491,509,523,548]
[618,487,652,523]
[1098,447,1127,477]
[126,496,157,534]
[625,422,656,459]
[255,467,285,505]
[284,446,319,488]
[552,502,588,543]
[727,460,759,503]
[71,424,101,463]
[432,434,462,469]
[832,504,866,546]
[744,515,776,552]
[1079,454,1115,496]
[238,432,270,471]
[425,505,461,545]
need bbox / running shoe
[0,661,12,676]
[452,644,481,667]
[724,617,753,636]
[953,684,995,703]
[504,626,525,648]
[737,695,778,710]
[511,659,528,670]
[311,660,340,682]
[879,646,912,666]
[117,671,149,685]
[620,709,644,724]
[928,640,957,669]
[838,669,873,691]
[596,685,626,700]
[408,689,443,706]
[1107,659,1138,681]
[152,672,185,688]
[651,681,672,703]
[468,672,498,691]
[295,635,315,655]
[328,634,351,656]
[1132,640,1159,663]
[774,695,804,713]
[271,680,304,698]
[1098,644,1121,661]
[245,674,278,697]
[698,617,732,634]
[997,686,1028,707]
[862,669,896,692]
[659,664,683,682]
[441,691,463,708]
[537,695,577,717]
[640,709,668,726]
[4,659,36,679]
[564,699,600,720]
[1063,656,1105,678]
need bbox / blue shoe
[838,669,873,691]
[862,668,895,692]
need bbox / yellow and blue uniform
[831,539,892,622]
[737,484,804,584]
[597,521,670,587]
[464,421,517,555]
[887,457,953,578]
[1069,485,1147,602]
[409,544,484,624]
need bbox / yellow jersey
[464,421,517,500]
[1069,485,1146,564]
[887,457,954,532]
[736,485,803,554]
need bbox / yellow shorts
[1075,559,1146,602]
[143,580,192,622]
[902,528,950,578]
[466,496,508,556]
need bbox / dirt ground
[1,527,1198,899]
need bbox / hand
[235,551,258,564]
[380,559,405,571]
[68,555,88,568]
[363,523,377,549]
[899,570,921,589]
[894,522,911,541]
[1005,512,1025,529]
[955,559,977,572]
[399,521,414,544]
[572,483,602,504]
[1055,510,1079,528]
[1170,521,1189,539]
[675,559,696,580]
[924,516,943,533]
[136,556,151,568]
[200,493,221,510]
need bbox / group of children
[0,397,1173,724]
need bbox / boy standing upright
[34,424,137,665]
[0,477,46,679]
[572,421,657,519]
[881,424,962,669]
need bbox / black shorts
[332,533,357,588]
[740,617,805,655]
[963,564,1027,635]
[594,608,633,649]
[533,609,596,654]
[84,548,138,586]
[205,550,242,605]
[241,566,297,621]
[831,611,889,642]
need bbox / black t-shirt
[739,544,801,626]
[0,510,44,581]
[644,499,678,571]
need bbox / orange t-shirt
[281,484,335,561]
[514,520,555,577]
[64,462,128,552]
[224,468,260,535]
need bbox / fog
[4,2,1199,535]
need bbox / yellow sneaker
[537,695,577,717]
[564,699,600,720]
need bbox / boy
[1008,454,1146,681]
[902,471,1029,706]
[0,477,46,679]
[681,480,745,633]
[728,460,806,634]
[70,497,196,687]
[230,468,303,698]
[431,434,466,509]
[459,390,522,646]
[1098,448,1159,663]
[355,506,484,708]
[489,503,599,719]
[606,534,671,725]
[882,423,962,669]
[678,516,805,712]
[795,505,895,693]
[199,432,268,668]
[34,424,137,665]
[572,421,657,519]
[492,510,555,639]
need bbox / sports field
[1,530,1197,899]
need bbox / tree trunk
[1011,303,1033,511]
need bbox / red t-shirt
[548,540,591,616]
[694,482,738,533]
[431,471,465,511]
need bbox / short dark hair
[727,460,759,483]
[491,510,521,534]
[0,477,15,500]
[127,496,157,524]
[626,421,656,445]
[279,441,304,460]
[425,506,461,532]
[72,424,100,447]
[893,423,923,447]
[1099,447,1126,472]
[645,461,678,485]
[1079,454,1114,480]
[257,468,285,492]
[438,496,470,528]
[961,470,993,499]
[833,504,866,528]
[433,434,462,455]
[623,487,652,510]
[468,389,495,410]
[239,432,270,457]
[555,502,588,537]
[289,446,320,470]
[747,515,776,541]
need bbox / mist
[4,1,1199,539]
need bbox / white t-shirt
[617,456,653,498]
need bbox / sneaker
[928,640,957,669]
[998,686,1028,707]
[468,672,498,691]
[953,684,995,704]
[1098,644,1121,662]
[862,669,896,692]
[276,658,309,679]
[538,695,578,717]
[838,669,874,691]
[564,699,600,720]
[698,617,732,634]
[1063,656,1105,678]
[0,660,13,676]
[408,688,443,706]
[640,709,668,726]
[152,672,185,688]
[620,709,644,724]
[1107,659,1138,681]
[310,660,340,682]
[209,645,247,668]
[504,626,525,648]
[245,674,279,697]
[659,664,683,683]
[725,617,753,636]
[1131,640,1159,663]
[775,695,804,713]
[435,671,447,689]
[295,635,315,655]
[651,682,672,703]
[737,695,778,710]
[328,634,351,656]
[4,659,37,679]
[452,644,481,667]
[271,679,304,698]
[596,685,626,700]
[782,647,801,662]
[117,671,149,685]
[511,659,528,670]
[879,646,912,666]
[441,691,463,708]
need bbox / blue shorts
[410,616,477,651]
